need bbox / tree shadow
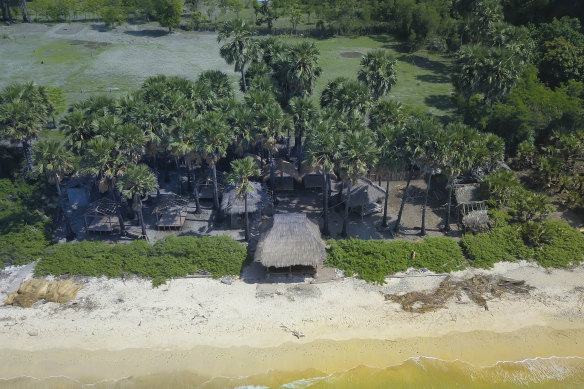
[425,94,455,111]
[397,54,450,75]
[416,74,451,84]
[124,29,169,38]
[89,24,108,32]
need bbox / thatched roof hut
[299,161,337,190]
[343,178,386,208]
[155,194,188,230]
[454,183,481,205]
[255,213,326,269]
[221,182,268,215]
[263,159,301,191]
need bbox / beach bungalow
[221,182,269,228]
[299,161,337,190]
[343,178,386,218]
[454,183,489,232]
[255,213,326,276]
[154,194,188,230]
[263,159,302,192]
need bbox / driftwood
[281,324,305,339]
[381,275,533,314]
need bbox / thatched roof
[263,159,302,182]
[454,184,481,204]
[155,194,188,215]
[299,160,337,180]
[462,210,490,233]
[221,182,269,214]
[255,213,326,268]
[343,178,386,208]
[83,198,118,217]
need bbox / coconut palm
[338,123,378,238]
[117,164,158,241]
[288,97,318,165]
[217,18,260,93]
[227,156,261,242]
[32,140,76,240]
[0,82,51,173]
[358,49,398,101]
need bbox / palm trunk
[295,133,303,168]
[20,0,29,22]
[381,172,390,228]
[193,170,201,214]
[212,164,219,210]
[113,189,126,236]
[135,193,148,241]
[286,128,291,160]
[22,140,34,173]
[322,171,330,235]
[420,172,432,236]
[153,155,160,198]
[55,174,76,240]
[175,156,182,194]
[444,177,454,232]
[244,192,250,242]
[241,67,247,93]
[341,181,352,238]
[269,151,275,191]
[393,163,414,234]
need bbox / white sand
[1,261,583,352]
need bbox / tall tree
[117,164,158,241]
[33,140,76,241]
[0,82,51,173]
[275,41,322,101]
[358,49,398,101]
[227,156,261,242]
[320,77,372,119]
[217,18,259,93]
[153,0,183,32]
[288,96,317,165]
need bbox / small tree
[33,140,76,241]
[117,164,158,241]
[154,0,183,33]
[227,157,261,242]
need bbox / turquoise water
[3,356,583,388]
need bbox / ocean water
[3,356,583,389]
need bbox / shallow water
[4,356,583,389]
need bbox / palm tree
[276,41,322,101]
[195,70,235,109]
[260,103,287,194]
[117,164,158,241]
[217,18,259,93]
[320,78,372,119]
[338,123,378,238]
[32,140,76,241]
[288,97,318,166]
[197,111,231,210]
[0,82,51,173]
[227,157,261,242]
[305,114,339,235]
[358,49,398,101]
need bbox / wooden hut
[155,194,188,230]
[221,182,269,227]
[263,159,301,192]
[83,198,119,234]
[343,178,386,217]
[255,213,326,276]
[299,161,337,190]
[454,183,489,232]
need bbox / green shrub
[326,237,465,284]
[461,225,533,268]
[533,220,584,268]
[35,235,247,287]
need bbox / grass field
[0,23,454,116]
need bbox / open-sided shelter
[263,159,301,192]
[155,194,188,230]
[221,182,269,227]
[83,198,119,234]
[454,183,489,232]
[299,161,337,190]
[255,213,326,275]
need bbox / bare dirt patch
[70,39,110,49]
[340,51,363,58]
[55,24,85,35]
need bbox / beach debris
[381,275,533,313]
[221,277,232,285]
[281,324,305,339]
[28,330,38,336]
[4,279,83,308]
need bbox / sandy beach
[1,260,583,386]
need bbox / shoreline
[1,327,584,383]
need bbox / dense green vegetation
[35,235,248,286]
[327,237,465,284]
[0,178,53,268]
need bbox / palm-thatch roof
[263,159,302,182]
[255,213,326,268]
[299,160,337,179]
[454,183,481,205]
[83,198,119,233]
[343,178,386,208]
[221,182,269,215]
